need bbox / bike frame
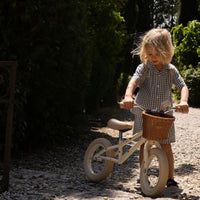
[94,130,162,166]
[93,105,174,168]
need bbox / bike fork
[143,140,161,170]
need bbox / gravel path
[0,107,199,200]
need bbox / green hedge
[0,0,127,151]
[182,65,200,106]
[172,20,200,106]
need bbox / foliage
[85,0,127,111]
[0,0,128,151]
[181,65,200,106]
[172,20,200,106]
[0,0,91,150]
[172,20,200,71]
[153,0,179,29]
[123,0,178,32]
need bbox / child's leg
[139,143,144,166]
[160,143,174,179]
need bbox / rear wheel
[84,138,114,182]
[140,148,169,197]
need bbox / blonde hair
[132,28,174,65]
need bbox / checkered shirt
[131,61,186,144]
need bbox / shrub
[182,65,200,107]
[172,20,200,106]
[172,20,200,70]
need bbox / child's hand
[120,96,137,109]
[176,102,189,113]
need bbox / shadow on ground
[175,163,199,175]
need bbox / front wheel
[84,138,114,182]
[140,148,169,197]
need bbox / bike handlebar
[119,101,177,113]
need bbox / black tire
[84,138,114,182]
[140,148,169,197]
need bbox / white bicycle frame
[94,129,162,169]
[94,104,173,169]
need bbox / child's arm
[177,86,189,113]
[122,79,138,109]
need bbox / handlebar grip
[118,102,125,109]
[118,101,141,110]
[171,106,177,110]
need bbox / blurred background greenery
[0,0,199,152]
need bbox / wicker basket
[142,110,175,141]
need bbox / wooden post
[0,61,17,192]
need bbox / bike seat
[107,118,133,131]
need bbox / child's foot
[167,179,179,188]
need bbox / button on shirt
[131,61,186,143]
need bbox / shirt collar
[147,61,170,72]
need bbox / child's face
[145,46,163,68]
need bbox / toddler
[123,28,189,188]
